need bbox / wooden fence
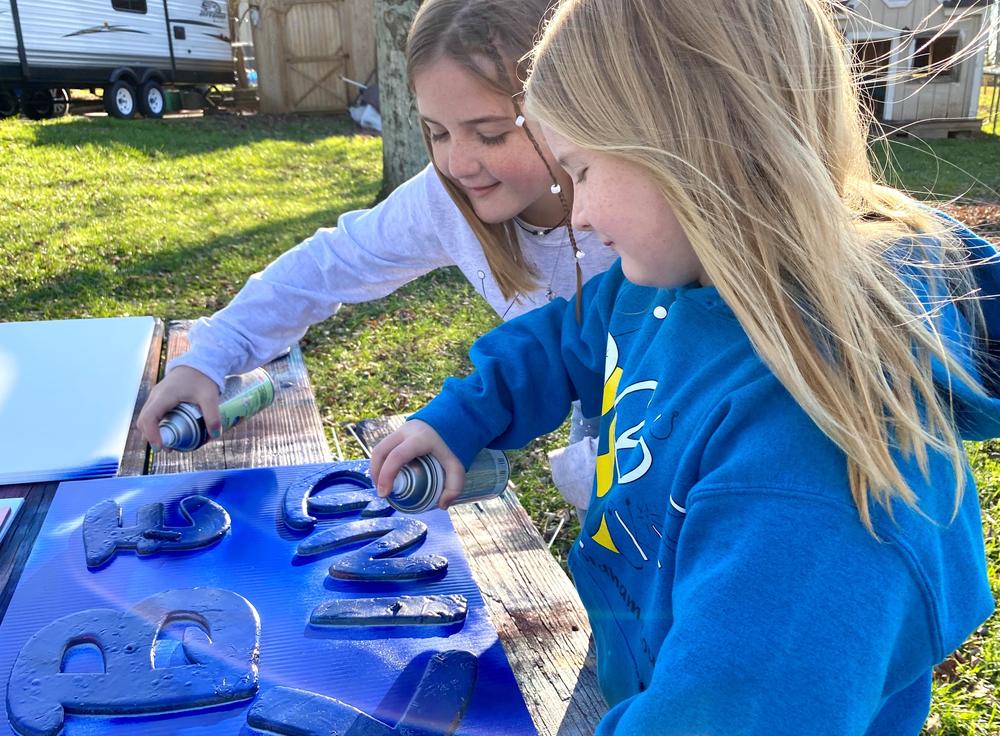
[251,0,376,114]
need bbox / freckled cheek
[429,147,452,178]
[489,143,549,188]
[586,194,616,231]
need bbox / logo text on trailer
[200,1,225,20]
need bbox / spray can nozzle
[158,424,177,448]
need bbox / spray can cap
[390,472,404,497]
[385,456,443,513]
[389,464,417,500]
[159,424,177,448]
[158,404,200,451]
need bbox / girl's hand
[371,419,466,509]
[136,366,222,450]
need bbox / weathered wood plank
[152,321,332,474]
[0,483,57,622]
[351,416,606,736]
[119,318,164,477]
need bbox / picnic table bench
[0,319,606,736]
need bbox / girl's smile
[462,181,501,198]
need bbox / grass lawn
[869,136,1000,200]
[1,113,999,733]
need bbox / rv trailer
[0,0,234,119]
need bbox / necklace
[513,214,568,238]
[476,227,569,320]
[539,233,566,305]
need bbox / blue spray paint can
[158,368,276,451]
[386,449,510,513]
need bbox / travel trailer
[0,0,234,119]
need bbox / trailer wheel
[22,89,54,120]
[51,88,70,117]
[0,91,18,119]
[138,81,165,119]
[104,81,136,119]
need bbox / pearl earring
[550,183,561,194]
[575,250,586,259]
[514,115,525,127]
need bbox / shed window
[911,33,960,79]
[111,0,147,13]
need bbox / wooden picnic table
[0,319,606,736]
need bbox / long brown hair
[526,0,989,531]
[406,0,561,302]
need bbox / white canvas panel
[0,316,154,484]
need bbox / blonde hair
[525,0,988,530]
[406,0,556,301]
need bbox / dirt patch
[940,200,1000,241]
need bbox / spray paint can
[158,367,276,452]
[386,448,510,513]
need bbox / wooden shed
[838,0,995,137]
[248,0,376,114]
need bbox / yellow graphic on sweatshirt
[592,514,620,554]
[596,334,622,499]
[591,333,658,556]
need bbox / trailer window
[111,0,147,13]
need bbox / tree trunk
[375,0,428,191]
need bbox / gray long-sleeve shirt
[169,164,617,390]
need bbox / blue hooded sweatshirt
[413,217,997,735]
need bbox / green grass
[927,441,1000,734]
[866,84,1000,201]
[1,113,1000,733]
[0,115,382,319]
[869,133,1000,201]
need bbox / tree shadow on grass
[0,205,356,321]
[28,114,367,159]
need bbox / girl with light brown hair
[373,0,999,731]
[137,0,616,507]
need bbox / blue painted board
[0,462,538,736]
[0,316,155,484]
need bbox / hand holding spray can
[158,367,276,452]
[385,448,510,513]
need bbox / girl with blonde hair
[137,0,616,507]
[373,0,999,731]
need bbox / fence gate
[252,0,375,113]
